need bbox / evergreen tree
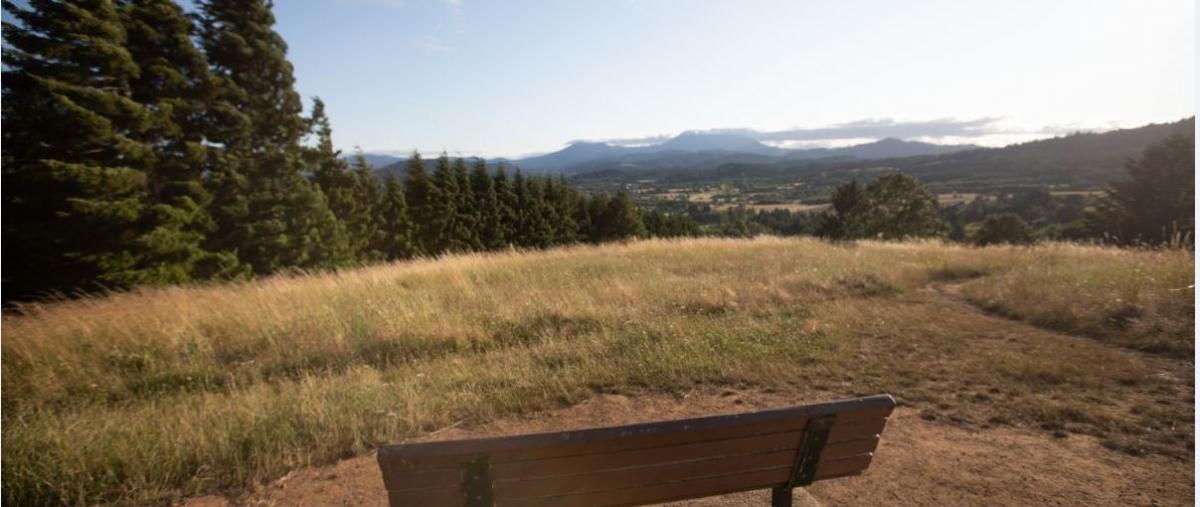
[582,194,611,243]
[430,153,468,252]
[3,0,157,299]
[374,172,415,260]
[197,0,346,273]
[573,193,597,243]
[492,163,519,247]
[1092,133,1195,246]
[350,150,383,259]
[816,178,865,239]
[644,209,701,238]
[470,158,503,249]
[120,0,243,284]
[595,192,647,241]
[515,173,556,247]
[452,157,481,250]
[545,176,580,244]
[404,152,441,255]
[306,101,374,261]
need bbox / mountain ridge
[515,131,981,173]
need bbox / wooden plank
[387,487,463,507]
[820,435,879,460]
[827,418,887,444]
[496,467,793,507]
[379,395,894,464]
[381,466,461,492]
[493,449,797,500]
[491,431,802,480]
[380,415,811,472]
[814,453,874,480]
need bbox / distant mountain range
[339,153,406,169]
[569,117,1195,190]
[357,117,1194,190]
[514,131,980,173]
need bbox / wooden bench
[377,394,895,507]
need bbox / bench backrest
[377,394,895,506]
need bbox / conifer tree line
[1,0,685,303]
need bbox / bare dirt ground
[185,387,1192,507]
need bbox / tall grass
[2,237,1192,504]
[959,245,1194,356]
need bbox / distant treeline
[676,131,1194,247]
[1,0,694,303]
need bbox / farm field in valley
[3,238,1194,505]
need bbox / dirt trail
[185,388,1191,507]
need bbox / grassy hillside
[3,238,1193,505]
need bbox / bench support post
[786,414,835,487]
[771,486,793,507]
[462,455,493,507]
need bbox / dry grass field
[2,237,1193,505]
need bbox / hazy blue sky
[271,0,1195,157]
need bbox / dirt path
[185,387,1191,507]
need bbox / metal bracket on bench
[462,455,493,507]
[786,414,835,488]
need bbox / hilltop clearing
[3,238,1193,505]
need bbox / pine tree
[307,101,375,261]
[374,172,415,260]
[350,149,383,260]
[120,0,243,284]
[404,152,441,255]
[582,194,611,243]
[470,158,503,249]
[452,157,481,250]
[197,0,347,273]
[573,194,598,243]
[816,178,865,239]
[430,154,469,252]
[545,176,580,245]
[3,0,157,299]
[595,192,647,242]
[515,173,556,247]
[492,163,519,247]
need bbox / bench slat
[493,448,797,500]
[821,435,879,459]
[388,487,463,507]
[827,417,887,444]
[496,466,792,507]
[491,430,801,481]
[814,453,874,479]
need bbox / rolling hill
[4,238,1192,505]
[515,131,980,173]
[572,117,1195,190]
